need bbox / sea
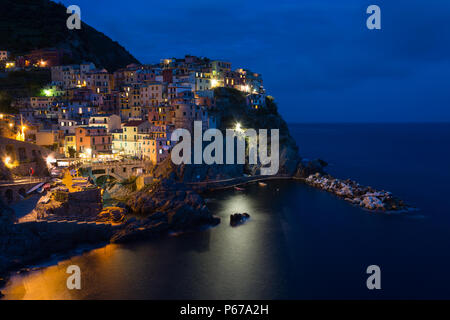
[2,123,450,299]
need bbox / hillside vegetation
[0,0,139,71]
[0,70,51,113]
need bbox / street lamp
[86,148,92,160]
[46,154,55,166]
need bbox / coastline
[0,156,414,298]
[1,123,446,300]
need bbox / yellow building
[120,85,143,121]
[64,134,77,157]
[112,120,152,157]
[138,136,171,164]
[35,130,59,147]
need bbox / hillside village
[0,49,267,166]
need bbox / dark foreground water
[3,123,450,299]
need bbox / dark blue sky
[61,0,450,122]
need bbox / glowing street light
[46,154,55,166]
[211,79,219,88]
[3,156,16,169]
[86,148,92,159]
[235,122,243,132]
[16,125,26,141]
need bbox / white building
[58,119,78,135]
[112,120,152,157]
[189,71,212,92]
[88,114,121,133]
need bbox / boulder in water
[230,213,250,226]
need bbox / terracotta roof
[123,120,147,127]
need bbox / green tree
[68,146,77,158]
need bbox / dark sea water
[3,123,450,299]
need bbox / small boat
[26,182,45,195]
[258,182,267,187]
[234,186,245,191]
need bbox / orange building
[75,126,112,157]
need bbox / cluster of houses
[0,48,72,70]
[1,54,267,164]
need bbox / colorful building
[112,120,152,157]
[88,114,121,133]
[75,126,112,158]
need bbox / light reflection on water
[2,182,294,300]
[1,176,448,299]
[3,123,450,299]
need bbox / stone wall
[35,188,103,219]
[0,181,45,205]
[0,137,57,178]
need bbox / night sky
[60,0,450,122]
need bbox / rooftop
[123,120,148,127]
[79,126,108,130]
[90,114,115,118]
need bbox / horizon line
[287,121,450,124]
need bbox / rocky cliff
[112,179,220,243]
[144,88,318,184]
[212,88,301,176]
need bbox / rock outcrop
[97,207,126,223]
[111,179,220,243]
[104,183,132,202]
[212,88,301,176]
[1,194,113,283]
[294,158,328,178]
[33,187,102,219]
[305,173,411,212]
[230,213,250,226]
